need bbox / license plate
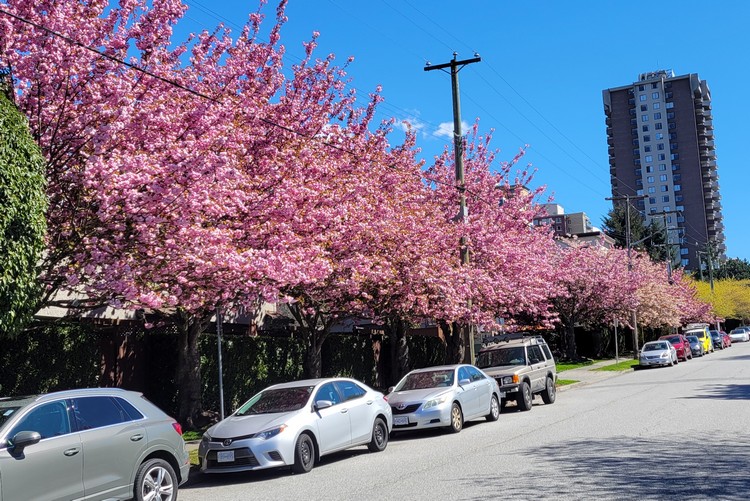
[394,416,409,426]
[217,450,235,463]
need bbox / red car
[713,330,731,348]
[658,334,693,362]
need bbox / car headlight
[502,376,515,385]
[256,424,287,440]
[201,433,211,443]
[660,352,670,358]
[423,394,450,410]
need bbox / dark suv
[475,334,557,411]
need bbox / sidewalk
[556,357,634,392]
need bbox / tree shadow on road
[683,383,750,400]
[456,435,750,500]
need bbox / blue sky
[177,0,749,262]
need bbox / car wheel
[292,434,315,474]
[517,382,533,411]
[486,394,500,421]
[447,402,463,433]
[367,417,388,452]
[134,458,177,501]
[541,377,556,405]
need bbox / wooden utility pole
[425,53,480,364]
[606,194,647,359]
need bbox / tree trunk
[443,320,465,364]
[565,321,578,361]
[388,317,409,386]
[175,310,209,430]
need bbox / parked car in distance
[638,341,678,368]
[387,364,502,433]
[709,330,725,350]
[729,328,750,343]
[721,331,731,348]
[684,324,713,354]
[199,378,391,474]
[0,388,190,501]
[475,334,557,411]
[686,335,705,357]
[658,334,692,362]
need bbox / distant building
[603,70,725,270]
[533,204,615,248]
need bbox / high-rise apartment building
[603,70,725,270]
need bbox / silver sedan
[198,378,392,474]
[386,364,502,434]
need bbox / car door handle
[64,448,80,457]
[366,400,374,405]
[340,408,349,414]
[130,434,144,442]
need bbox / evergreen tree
[601,203,669,263]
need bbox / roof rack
[480,332,547,348]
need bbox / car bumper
[639,358,670,367]
[391,404,452,430]
[198,436,294,473]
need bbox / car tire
[367,417,388,452]
[517,382,532,411]
[486,394,500,422]
[541,377,556,405]
[292,434,315,474]
[134,458,177,501]
[447,402,463,433]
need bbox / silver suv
[0,388,190,501]
[475,334,557,411]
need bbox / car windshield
[0,405,23,430]
[235,386,314,415]
[644,342,669,351]
[476,347,527,368]
[395,370,455,391]
[665,336,680,344]
[687,336,699,342]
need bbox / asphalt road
[179,342,750,501]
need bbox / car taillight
[172,422,183,436]
[382,395,389,403]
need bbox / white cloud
[396,118,426,134]
[433,121,469,138]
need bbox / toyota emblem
[222,439,232,447]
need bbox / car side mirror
[458,378,471,386]
[10,431,41,452]
[314,400,333,411]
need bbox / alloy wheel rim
[375,423,385,446]
[491,397,499,417]
[452,406,462,428]
[301,440,312,465]
[142,466,174,501]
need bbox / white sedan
[639,341,678,368]
[199,378,392,474]
[729,328,750,342]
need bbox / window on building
[671,153,679,160]
[633,148,640,156]
[646,165,653,173]
[658,153,666,160]
[634,159,641,165]
[639,85,645,91]
[654,112,662,119]
[665,91,673,99]
[677,215,685,223]
[642,115,649,122]
[641,104,648,111]
[660,174,667,182]
[673,174,681,182]
[666,102,674,109]
[674,184,681,192]
[656,133,664,140]
[655,122,663,130]
[662,195,670,202]
[660,186,668,192]
[630,109,637,117]
[657,143,665,150]
[667,112,675,119]
[639,94,647,101]
[671,142,678,150]
[672,163,680,171]
[669,133,677,140]
[676,205,684,211]
[663,206,671,212]
[632,138,639,146]
[659,164,667,171]
[681,259,689,267]
[645,155,653,162]
[680,248,689,256]
[652,83,658,89]
[647,176,654,183]
[667,215,673,224]
[636,179,643,187]
[647,187,655,194]
[652,92,660,99]
[675,195,683,202]
[635,168,642,176]
[668,122,676,129]
[637,189,644,196]
[650,207,657,214]
[649,197,656,204]
[665,82,672,89]
[653,102,661,109]
[643,135,651,142]
[644,145,651,152]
